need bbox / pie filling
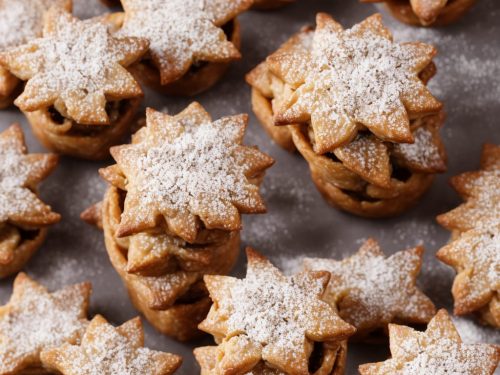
[45,99,133,136]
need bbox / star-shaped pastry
[359,309,500,374]
[272,13,442,155]
[0,7,149,125]
[0,273,91,374]
[119,0,252,85]
[303,238,436,337]
[41,315,182,375]
[0,124,60,228]
[198,248,355,374]
[436,144,499,327]
[437,144,499,233]
[100,103,274,243]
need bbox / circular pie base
[384,0,478,26]
[290,126,436,218]
[23,98,141,160]
[251,88,295,152]
[102,186,240,341]
[0,228,47,279]
[130,18,241,97]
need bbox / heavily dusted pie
[195,248,356,375]
[253,0,295,10]
[116,0,252,96]
[303,239,436,340]
[248,13,446,218]
[95,103,273,340]
[0,0,71,109]
[436,144,499,328]
[361,0,478,26]
[0,124,60,278]
[41,315,182,374]
[0,8,149,160]
[359,309,500,374]
[0,273,91,375]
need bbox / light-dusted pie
[195,248,355,375]
[248,13,446,218]
[0,273,91,375]
[0,7,149,160]
[116,0,252,96]
[94,103,273,340]
[0,124,60,278]
[0,0,71,109]
[41,315,182,374]
[437,144,499,327]
[359,309,500,374]
[361,0,478,26]
[303,238,436,340]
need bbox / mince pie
[437,144,500,328]
[195,248,355,375]
[0,124,60,278]
[248,13,446,218]
[41,315,182,375]
[117,0,252,96]
[94,103,273,340]
[303,238,436,340]
[359,309,500,374]
[0,0,71,109]
[0,7,149,160]
[361,0,478,26]
[0,273,90,375]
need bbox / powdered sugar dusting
[396,126,442,168]
[293,17,431,138]
[67,320,161,375]
[304,245,429,328]
[399,337,497,374]
[225,259,330,358]
[0,0,64,50]
[0,135,46,222]
[132,118,257,217]
[20,14,134,104]
[120,0,243,81]
[452,317,500,345]
[0,281,87,371]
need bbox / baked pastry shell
[102,186,240,341]
[383,0,478,26]
[194,340,348,375]
[290,125,436,218]
[23,98,141,160]
[0,227,47,279]
[251,87,295,152]
[129,19,241,97]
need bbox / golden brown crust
[436,144,499,328]
[195,340,348,375]
[0,67,20,109]
[24,98,141,160]
[102,186,240,341]
[0,227,47,279]
[40,315,183,374]
[129,19,241,96]
[290,124,438,218]
[364,0,478,26]
[197,248,355,374]
[359,310,500,374]
[250,88,295,151]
